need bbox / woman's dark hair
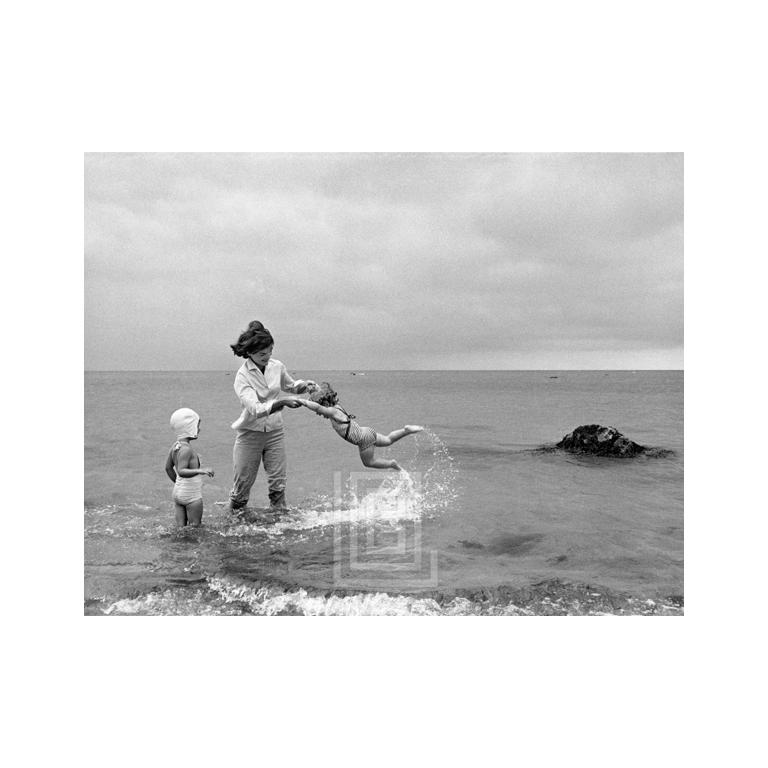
[309,382,339,407]
[230,320,275,358]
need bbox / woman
[226,321,316,513]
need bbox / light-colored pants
[229,428,287,509]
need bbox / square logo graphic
[332,471,438,589]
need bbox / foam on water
[205,577,544,615]
[210,577,442,615]
[100,576,683,616]
[101,576,527,616]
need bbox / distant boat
[350,372,366,376]
[548,376,559,379]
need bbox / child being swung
[298,383,422,471]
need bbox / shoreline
[84,577,684,616]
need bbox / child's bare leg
[174,503,188,527]
[360,446,402,471]
[375,425,424,447]
[187,499,203,527]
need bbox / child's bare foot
[390,460,403,471]
[404,425,423,434]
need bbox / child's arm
[175,445,215,477]
[274,396,303,410]
[297,399,347,423]
[164,451,177,482]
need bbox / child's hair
[230,320,274,358]
[309,381,339,407]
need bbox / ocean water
[84,370,683,615]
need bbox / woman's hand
[280,396,303,409]
[201,467,215,477]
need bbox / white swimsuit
[171,442,203,505]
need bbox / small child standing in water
[298,383,423,470]
[164,408,214,527]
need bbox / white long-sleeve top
[231,357,307,432]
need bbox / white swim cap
[170,408,200,439]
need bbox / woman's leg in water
[186,499,203,527]
[262,428,288,509]
[374,425,424,447]
[359,446,402,471]
[228,429,266,511]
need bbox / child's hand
[202,467,215,477]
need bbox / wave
[96,575,684,616]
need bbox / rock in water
[556,424,646,457]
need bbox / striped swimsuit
[330,406,378,452]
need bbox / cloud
[85,153,683,369]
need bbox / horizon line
[84,367,684,373]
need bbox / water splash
[418,428,460,516]
[211,478,419,539]
[337,428,458,525]
[346,470,421,522]
[212,428,458,538]
[214,498,344,538]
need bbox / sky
[84,153,683,370]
